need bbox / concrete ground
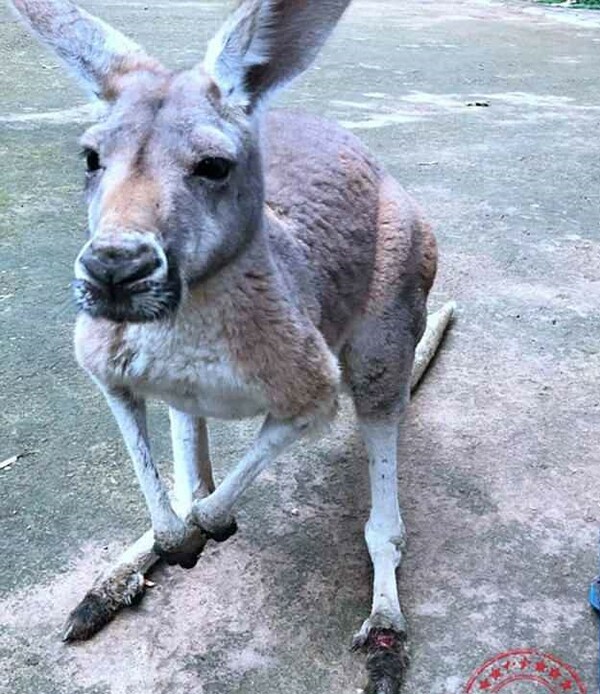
[1,0,599,692]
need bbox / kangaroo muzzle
[78,241,162,288]
[73,233,180,323]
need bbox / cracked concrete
[1,0,599,692]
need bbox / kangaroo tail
[410,300,456,391]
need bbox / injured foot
[352,614,409,694]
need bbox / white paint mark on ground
[340,112,422,130]
[549,56,583,65]
[357,62,384,71]
[400,91,469,109]
[388,90,600,123]
[336,83,599,126]
[0,102,105,124]
[330,99,377,111]
[486,91,575,108]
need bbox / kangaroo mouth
[72,276,182,323]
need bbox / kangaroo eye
[191,157,232,181]
[84,148,102,173]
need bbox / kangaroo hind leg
[343,310,417,694]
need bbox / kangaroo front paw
[206,516,238,543]
[63,565,146,641]
[352,617,409,694]
[190,500,238,543]
[152,524,209,570]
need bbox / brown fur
[99,175,162,231]
[74,105,437,421]
[13,6,445,690]
[193,238,341,420]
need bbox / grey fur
[10,0,165,98]
[11,1,453,691]
[205,0,352,107]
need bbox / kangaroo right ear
[203,0,351,112]
[9,0,165,100]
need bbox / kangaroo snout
[75,236,167,288]
[73,234,179,323]
[79,242,161,287]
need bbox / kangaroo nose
[80,244,161,287]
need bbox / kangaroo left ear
[203,0,351,112]
[10,0,166,100]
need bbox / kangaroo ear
[204,0,350,111]
[10,0,165,100]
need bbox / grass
[536,0,600,8]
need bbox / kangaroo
[11,1,455,691]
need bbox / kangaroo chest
[75,315,269,420]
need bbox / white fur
[411,301,456,390]
[83,10,140,57]
[114,528,155,570]
[101,317,269,420]
[169,409,213,514]
[203,0,273,106]
[101,389,183,537]
[192,414,316,532]
[11,1,147,99]
[354,416,408,643]
[203,0,351,109]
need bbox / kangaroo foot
[63,563,148,641]
[353,617,409,694]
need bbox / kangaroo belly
[74,315,269,419]
[131,355,269,419]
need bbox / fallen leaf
[0,455,20,471]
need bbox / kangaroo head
[12,0,350,322]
